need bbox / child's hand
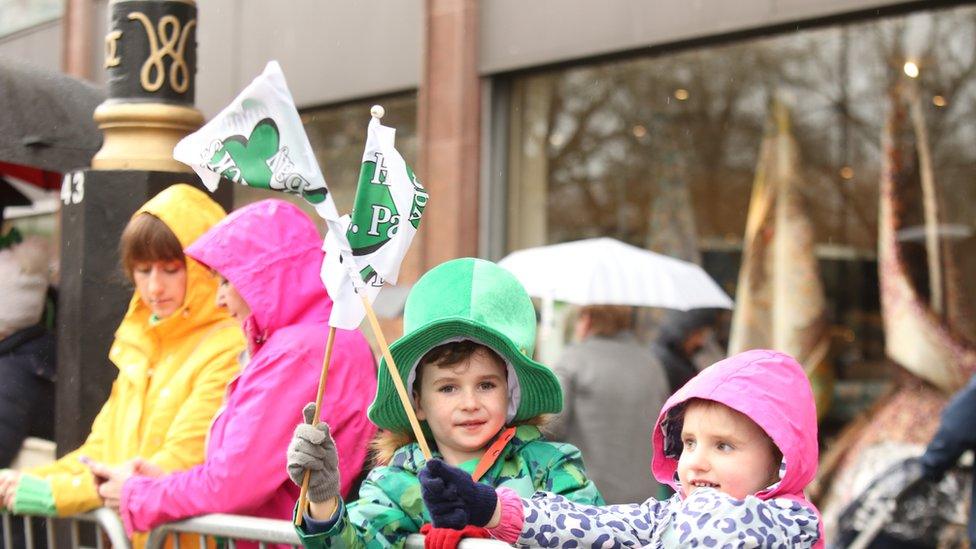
[287,402,340,504]
[419,459,498,529]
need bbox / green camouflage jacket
[296,424,604,548]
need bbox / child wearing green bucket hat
[287,257,603,547]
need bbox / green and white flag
[173,61,343,231]
[322,116,428,329]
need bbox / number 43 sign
[60,172,85,205]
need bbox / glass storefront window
[505,5,976,422]
[0,0,62,37]
[233,93,418,231]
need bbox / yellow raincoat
[29,185,244,525]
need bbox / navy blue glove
[419,459,498,529]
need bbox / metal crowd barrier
[4,510,512,549]
[144,514,300,549]
[1,508,130,549]
[145,514,511,549]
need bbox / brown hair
[579,305,633,337]
[119,213,184,281]
[369,340,547,465]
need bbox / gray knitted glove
[287,402,340,503]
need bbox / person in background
[0,231,55,469]
[839,371,976,547]
[650,308,718,394]
[102,199,377,547]
[0,185,245,549]
[547,305,670,504]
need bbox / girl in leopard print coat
[421,349,824,548]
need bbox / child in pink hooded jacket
[420,349,823,547]
[115,199,378,538]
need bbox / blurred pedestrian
[547,305,670,504]
[650,308,718,394]
[0,232,55,469]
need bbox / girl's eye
[683,438,696,450]
[478,381,497,391]
[717,442,734,452]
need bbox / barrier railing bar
[145,514,300,549]
[23,516,34,549]
[4,511,513,549]
[69,520,79,549]
[403,534,512,548]
[2,514,12,549]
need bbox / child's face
[415,349,509,466]
[133,259,187,319]
[676,401,780,500]
[215,275,251,324]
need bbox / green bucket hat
[367,257,563,432]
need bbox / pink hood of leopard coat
[651,349,825,547]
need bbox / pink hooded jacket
[120,199,378,536]
[652,348,824,547]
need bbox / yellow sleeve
[146,325,244,472]
[28,380,120,515]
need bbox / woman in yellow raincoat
[0,185,245,540]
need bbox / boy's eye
[437,385,457,394]
[477,381,497,391]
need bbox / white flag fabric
[322,117,428,329]
[321,216,383,330]
[344,117,428,284]
[173,61,344,235]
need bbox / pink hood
[652,349,819,501]
[186,199,331,350]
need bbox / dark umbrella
[0,56,105,178]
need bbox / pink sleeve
[486,487,524,544]
[120,347,316,534]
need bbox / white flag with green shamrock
[322,116,428,329]
[173,61,344,232]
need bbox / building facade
[3,0,975,426]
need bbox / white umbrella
[498,237,733,310]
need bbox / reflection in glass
[505,5,976,417]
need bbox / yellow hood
[116,184,230,343]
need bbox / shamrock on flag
[322,115,428,329]
[174,61,343,231]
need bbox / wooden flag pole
[359,292,434,459]
[294,326,337,526]
[295,103,431,524]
